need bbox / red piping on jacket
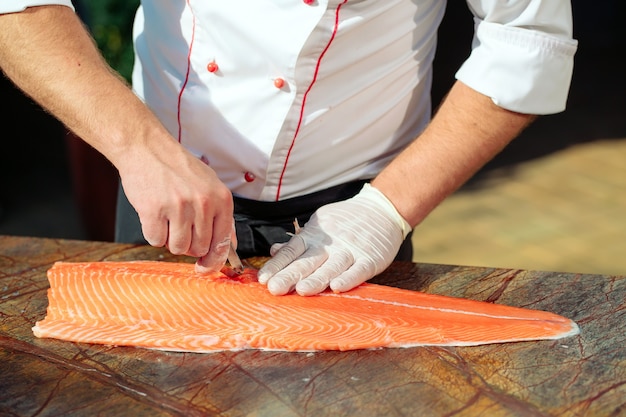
[177,1,197,143]
[274,0,349,201]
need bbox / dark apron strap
[234,180,368,258]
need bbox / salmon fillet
[32,261,579,352]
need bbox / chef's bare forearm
[0,5,176,170]
[372,81,535,227]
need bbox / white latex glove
[257,184,412,296]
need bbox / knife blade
[227,242,244,274]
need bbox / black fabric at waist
[233,180,368,257]
[234,180,368,220]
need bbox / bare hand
[118,144,235,272]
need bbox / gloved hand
[257,184,412,296]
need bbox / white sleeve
[457,0,578,115]
[0,1,74,14]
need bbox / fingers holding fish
[263,245,328,296]
[295,248,354,296]
[163,204,195,255]
[258,235,307,285]
[195,215,236,273]
[259,184,411,296]
[139,209,168,248]
[117,140,236,267]
[182,196,225,259]
[329,259,372,293]
[269,241,287,256]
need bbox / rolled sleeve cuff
[456,19,578,115]
[0,1,74,14]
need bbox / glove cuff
[360,183,412,239]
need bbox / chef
[0,1,577,295]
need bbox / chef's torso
[132,0,444,201]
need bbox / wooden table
[1,235,624,416]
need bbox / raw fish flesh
[33,261,579,352]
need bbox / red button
[273,77,285,89]
[303,0,314,4]
[244,172,256,182]
[207,61,219,73]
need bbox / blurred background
[1,1,625,275]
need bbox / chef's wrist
[359,184,412,239]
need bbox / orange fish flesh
[32,261,579,352]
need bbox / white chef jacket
[3,1,578,203]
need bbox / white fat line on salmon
[319,293,568,323]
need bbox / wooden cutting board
[1,235,624,416]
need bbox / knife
[227,242,245,274]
